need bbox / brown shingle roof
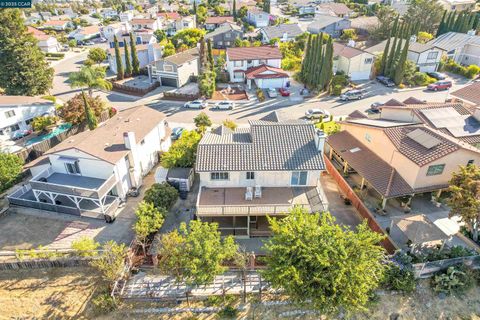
[317,2,352,15]
[41,106,167,164]
[384,125,459,166]
[205,16,234,24]
[226,46,282,61]
[131,18,156,24]
[162,47,199,65]
[244,64,288,79]
[333,42,369,59]
[451,82,480,105]
[392,214,448,244]
[327,131,414,198]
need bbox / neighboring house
[27,26,60,53]
[326,98,480,209]
[332,42,374,81]
[225,46,288,88]
[307,15,351,37]
[157,12,196,35]
[451,81,480,106]
[0,96,55,140]
[438,0,476,11]
[427,32,480,67]
[205,23,243,49]
[119,10,135,22]
[195,112,327,237]
[130,18,162,32]
[39,11,53,21]
[108,43,162,74]
[148,47,200,87]
[204,16,234,30]
[102,8,118,19]
[246,8,270,28]
[260,23,303,43]
[298,4,316,16]
[366,37,444,72]
[8,106,171,219]
[25,14,42,25]
[143,4,159,16]
[42,20,74,31]
[316,2,353,18]
[349,16,379,36]
[68,25,101,42]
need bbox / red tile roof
[205,16,234,24]
[226,46,282,61]
[131,18,156,24]
[43,20,70,26]
[451,82,480,105]
[27,26,50,40]
[245,64,288,79]
[157,12,181,20]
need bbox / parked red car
[427,81,452,91]
[279,88,290,96]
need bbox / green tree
[87,47,107,65]
[417,31,433,43]
[154,29,166,43]
[172,28,205,49]
[82,90,98,130]
[0,153,23,191]
[263,208,386,315]
[196,5,208,24]
[393,36,410,85]
[194,112,212,133]
[130,33,140,75]
[207,39,214,71]
[263,0,270,13]
[238,6,248,19]
[448,165,480,242]
[68,65,112,97]
[31,115,58,132]
[156,220,237,287]
[58,93,107,125]
[403,0,443,34]
[161,130,201,168]
[162,40,176,57]
[222,119,237,130]
[113,35,124,80]
[123,39,132,77]
[0,9,53,95]
[322,36,334,91]
[143,183,179,210]
[233,0,237,21]
[370,6,398,41]
[436,10,447,37]
[90,241,128,286]
[133,201,165,254]
[71,237,100,257]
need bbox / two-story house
[427,32,480,67]
[438,0,476,11]
[130,18,162,32]
[27,26,60,53]
[204,16,234,30]
[316,2,353,18]
[101,7,118,19]
[307,15,351,38]
[246,8,270,28]
[195,112,327,237]
[0,96,55,141]
[333,42,374,81]
[42,19,74,31]
[326,98,480,209]
[260,23,303,43]
[148,47,200,87]
[205,23,243,49]
[157,12,196,36]
[8,106,171,220]
[225,46,288,89]
[108,43,162,74]
[68,25,101,43]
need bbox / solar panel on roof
[406,128,442,149]
[420,107,480,137]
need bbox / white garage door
[255,78,287,89]
[349,71,371,81]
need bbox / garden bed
[211,87,248,101]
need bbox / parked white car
[305,108,330,120]
[184,100,207,109]
[214,101,235,110]
[267,88,278,98]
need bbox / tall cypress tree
[193,0,197,14]
[393,35,410,85]
[130,32,140,75]
[436,10,447,37]
[313,34,324,88]
[300,34,312,82]
[306,35,319,87]
[114,35,124,80]
[82,90,98,130]
[207,39,214,72]
[232,0,237,21]
[380,36,391,76]
[263,0,270,13]
[382,17,398,76]
[390,27,404,78]
[124,39,132,77]
[385,34,398,79]
[322,36,334,91]
[453,12,463,32]
[446,11,456,32]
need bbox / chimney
[314,129,327,153]
[347,39,355,47]
[123,131,136,150]
[409,35,417,43]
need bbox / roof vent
[350,147,361,153]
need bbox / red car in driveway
[427,81,452,91]
[279,88,290,96]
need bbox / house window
[364,58,373,64]
[259,59,267,64]
[218,41,223,46]
[65,161,81,175]
[211,172,229,180]
[246,171,255,180]
[234,71,244,79]
[427,52,438,60]
[5,110,15,118]
[25,118,34,126]
[234,60,242,67]
[247,59,252,64]
[427,164,445,176]
[9,124,19,131]
[468,160,474,166]
[164,65,174,72]
[225,33,231,39]
[291,171,308,185]
[225,41,230,46]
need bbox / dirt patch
[0,267,101,319]
[211,87,248,101]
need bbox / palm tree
[68,65,112,97]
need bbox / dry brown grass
[0,267,101,320]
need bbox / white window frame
[234,60,242,67]
[427,51,438,60]
[65,161,81,175]
[246,171,255,180]
[5,110,15,118]
[291,171,308,185]
[211,172,229,180]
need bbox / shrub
[431,266,475,295]
[71,237,100,257]
[331,74,349,87]
[218,305,238,318]
[161,130,201,168]
[41,95,57,103]
[92,292,116,315]
[0,153,23,192]
[340,29,357,41]
[222,119,237,130]
[465,65,480,79]
[31,115,58,132]
[444,59,480,79]
[332,85,342,96]
[143,183,179,210]
[256,88,265,102]
[194,112,212,134]
[383,263,416,293]
[58,94,107,125]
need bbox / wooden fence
[14,111,110,163]
[110,80,159,96]
[163,91,200,101]
[324,156,398,254]
[0,258,94,270]
[413,255,480,278]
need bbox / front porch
[200,215,277,238]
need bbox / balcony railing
[30,167,117,199]
[196,204,311,216]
